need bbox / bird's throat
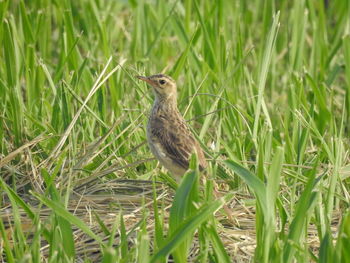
[154,94,178,111]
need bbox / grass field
[1,0,350,262]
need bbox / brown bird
[137,74,234,222]
[136,74,207,181]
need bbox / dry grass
[0,150,342,262]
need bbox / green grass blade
[205,224,231,263]
[224,160,267,212]
[31,191,104,246]
[151,198,225,262]
[252,12,280,141]
[0,217,15,263]
[283,162,319,262]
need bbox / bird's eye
[159,79,166,85]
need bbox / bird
[136,74,207,181]
[137,74,234,222]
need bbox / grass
[1,0,350,262]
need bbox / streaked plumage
[136,74,207,180]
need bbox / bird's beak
[136,75,155,86]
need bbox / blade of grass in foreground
[31,191,103,246]
[0,178,52,241]
[152,178,164,251]
[224,158,272,262]
[223,160,267,212]
[150,198,225,262]
[334,210,350,262]
[168,169,198,262]
[168,170,197,233]
[205,224,231,263]
[0,217,15,263]
[137,214,151,263]
[283,162,318,262]
[263,147,284,262]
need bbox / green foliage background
[0,0,350,262]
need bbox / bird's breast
[146,109,187,178]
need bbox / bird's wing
[150,117,207,170]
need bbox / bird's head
[137,74,177,101]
